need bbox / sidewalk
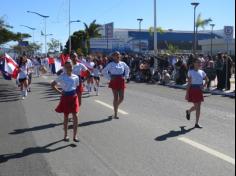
[165,78,235,98]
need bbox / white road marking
[95,100,129,115]
[178,137,235,165]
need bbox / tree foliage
[47,38,60,52]
[0,17,31,45]
[11,42,42,54]
[166,43,179,54]
[65,20,102,54]
[148,27,165,35]
[196,13,212,30]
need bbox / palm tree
[166,43,179,55]
[196,13,212,38]
[84,20,102,50]
[195,14,212,50]
[47,38,60,52]
[148,27,164,35]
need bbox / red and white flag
[4,53,19,79]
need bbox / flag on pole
[55,58,63,73]
[4,53,19,79]
[0,58,12,80]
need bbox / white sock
[24,90,28,97]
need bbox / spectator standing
[215,53,224,91]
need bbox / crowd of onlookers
[117,52,235,91]
[2,51,234,92]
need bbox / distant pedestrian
[215,53,224,91]
[223,54,233,91]
[18,56,29,100]
[102,51,130,119]
[51,60,80,142]
[71,52,88,106]
[185,58,209,128]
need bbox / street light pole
[137,18,143,53]
[210,24,215,57]
[27,11,49,56]
[154,0,158,55]
[69,0,71,54]
[191,2,200,55]
[69,20,80,54]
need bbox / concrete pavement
[0,76,235,176]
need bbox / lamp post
[27,11,49,56]
[20,25,36,43]
[137,18,143,53]
[210,24,215,57]
[154,0,158,55]
[191,2,200,55]
[69,20,81,54]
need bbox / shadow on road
[0,83,21,103]
[0,140,75,164]
[155,126,195,142]
[9,123,63,135]
[68,116,113,129]
[33,82,60,101]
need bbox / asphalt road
[0,76,235,176]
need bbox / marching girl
[70,52,88,106]
[86,56,95,93]
[185,58,209,128]
[93,59,102,96]
[18,56,29,100]
[102,51,130,119]
[51,60,80,142]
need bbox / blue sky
[1,0,235,49]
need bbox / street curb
[164,83,235,98]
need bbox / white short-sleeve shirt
[188,69,206,85]
[19,64,29,79]
[55,73,80,92]
[73,63,88,76]
[102,61,130,80]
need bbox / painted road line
[95,100,129,115]
[178,137,235,165]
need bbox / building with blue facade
[90,28,224,53]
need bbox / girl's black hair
[18,56,25,67]
[193,58,201,64]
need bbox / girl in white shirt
[185,58,209,128]
[51,60,80,142]
[86,56,95,93]
[71,53,88,106]
[18,56,29,99]
[93,60,102,96]
[102,51,130,119]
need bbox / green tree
[65,20,101,54]
[0,17,30,45]
[148,27,165,35]
[47,38,60,52]
[84,20,102,51]
[196,13,212,38]
[166,43,179,55]
[11,42,42,54]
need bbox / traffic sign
[224,26,234,39]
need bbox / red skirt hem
[109,77,126,90]
[55,95,79,114]
[188,88,204,103]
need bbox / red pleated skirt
[109,77,126,90]
[188,87,204,103]
[55,94,79,115]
